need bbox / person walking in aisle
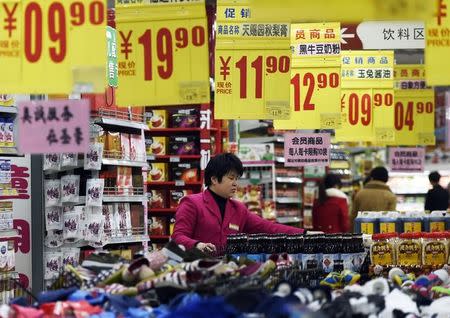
[312,173,350,233]
[425,171,449,211]
[172,153,304,254]
[352,166,397,218]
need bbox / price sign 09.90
[214,12,291,119]
[274,23,342,130]
[0,0,107,94]
[115,1,209,106]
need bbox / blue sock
[37,286,78,304]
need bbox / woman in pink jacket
[172,153,304,254]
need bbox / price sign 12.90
[116,2,210,106]
[0,0,107,94]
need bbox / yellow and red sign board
[274,23,341,130]
[425,0,450,85]
[0,0,107,94]
[336,51,395,142]
[115,0,209,106]
[394,64,426,90]
[214,3,290,119]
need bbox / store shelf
[44,160,84,175]
[240,136,284,144]
[276,216,302,224]
[275,157,285,163]
[150,235,171,241]
[93,116,148,130]
[103,195,148,203]
[147,155,201,162]
[149,208,177,214]
[146,181,203,187]
[276,197,302,204]
[105,235,149,245]
[147,128,202,133]
[394,192,427,195]
[61,196,86,206]
[0,106,17,114]
[0,229,19,239]
[102,158,148,168]
[276,177,303,184]
[0,147,18,155]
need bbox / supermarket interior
[2,0,450,317]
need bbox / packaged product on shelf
[0,160,11,190]
[61,153,78,167]
[86,178,104,207]
[114,203,131,237]
[301,235,319,270]
[169,217,175,235]
[146,136,167,155]
[354,212,379,234]
[168,136,199,155]
[130,106,144,122]
[303,185,317,206]
[61,247,80,268]
[106,132,122,159]
[0,118,5,147]
[45,179,61,207]
[82,90,118,116]
[60,175,80,204]
[130,134,146,161]
[401,211,424,233]
[6,241,14,271]
[63,208,82,241]
[370,233,397,266]
[120,133,131,160]
[422,232,448,266]
[102,204,116,238]
[150,217,167,236]
[149,190,166,209]
[45,206,63,231]
[0,241,8,272]
[169,190,193,209]
[116,166,132,195]
[341,234,365,272]
[170,162,199,182]
[426,211,447,232]
[4,117,13,147]
[168,108,199,128]
[45,230,63,248]
[148,163,167,182]
[146,109,167,129]
[44,154,61,171]
[84,143,104,170]
[0,202,13,230]
[85,207,104,243]
[130,204,144,235]
[96,130,107,147]
[321,234,339,273]
[262,200,276,220]
[397,232,422,266]
[44,251,62,280]
[379,211,401,233]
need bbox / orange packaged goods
[148,163,167,182]
[121,133,131,160]
[130,134,146,161]
[117,167,132,195]
[96,130,107,147]
[170,162,199,182]
[106,132,122,159]
[170,190,193,209]
[146,137,167,156]
[82,87,118,116]
[146,110,167,129]
[150,217,167,236]
[149,190,166,209]
[130,107,144,122]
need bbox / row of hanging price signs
[0,0,449,146]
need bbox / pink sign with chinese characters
[389,147,425,172]
[284,133,330,167]
[18,100,89,154]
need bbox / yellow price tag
[394,64,426,90]
[0,0,107,94]
[403,222,422,233]
[215,21,291,119]
[265,101,290,119]
[115,1,209,106]
[426,0,450,85]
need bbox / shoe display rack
[146,103,226,247]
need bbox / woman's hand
[196,242,217,254]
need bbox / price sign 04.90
[115,1,210,106]
[0,0,107,94]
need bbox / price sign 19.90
[0,0,107,94]
[115,2,210,106]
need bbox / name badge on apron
[229,223,239,231]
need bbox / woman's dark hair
[204,153,244,187]
[318,173,342,204]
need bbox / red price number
[373,92,393,107]
[394,100,432,131]
[139,26,206,81]
[346,93,372,126]
[291,72,339,111]
[235,55,290,99]
[24,1,105,63]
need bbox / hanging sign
[115,0,209,106]
[336,51,394,142]
[215,2,291,119]
[425,0,450,85]
[389,147,425,172]
[394,64,427,90]
[0,0,107,94]
[106,26,118,88]
[18,100,90,154]
[274,23,342,130]
[284,133,330,167]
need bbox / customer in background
[425,171,449,211]
[312,173,350,233]
[172,153,303,254]
[352,167,397,218]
